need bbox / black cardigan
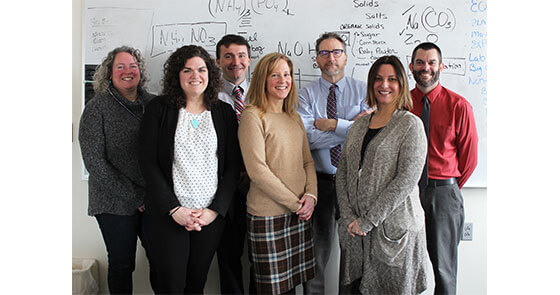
[138,96,241,216]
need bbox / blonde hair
[246,53,299,118]
[365,55,413,110]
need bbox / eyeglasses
[317,49,345,58]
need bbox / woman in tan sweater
[238,52,318,295]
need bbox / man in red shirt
[409,42,478,295]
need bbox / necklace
[191,118,201,128]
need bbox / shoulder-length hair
[161,45,220,109]
[92,46,148,95]
[245,53,298,118]
[365,55,413,110]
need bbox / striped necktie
[327,84,341,168]
[233,86,245,122]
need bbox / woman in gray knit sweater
[337,55,431,294]
[79,46,155,294]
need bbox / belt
[317,172,336,182]
[427,178,457,187]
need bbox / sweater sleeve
[298,116,318,199]
[357,116,427,232]
[79,99,138,197]
[238,110,301,212]
[336,123,359,228]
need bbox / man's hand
[352,109,373,121]
[314,118,337,131]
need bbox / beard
[412,68,440,88]
[321,62,342,77]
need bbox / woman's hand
[193,208,218,227]
[347,219,367,237]
[170,206,201,231]
[296,194,316,221]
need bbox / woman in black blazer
[139,45,241,294]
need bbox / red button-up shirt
[410,83,478,188]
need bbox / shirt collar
[412,82,442,104]
[221,79,248,96]
[319,75,347,94]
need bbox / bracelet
[169,206,181,216]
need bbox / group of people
[79,32,478,295]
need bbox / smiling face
[316,38,347,82]
[410,48,444,92]
[179,56,208,99]
[373,64,401,108]
[216,43,251,85]
[266,59,292,103]
[111,52,140,95]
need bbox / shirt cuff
[334,119,352,138]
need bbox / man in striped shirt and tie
[216,34,252,295]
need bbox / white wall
[72,1,486,294]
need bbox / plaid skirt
[247,213,316,295]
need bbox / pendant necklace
[191,118,201,128]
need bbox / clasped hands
[296,194,316,221]
[170,207,218,231]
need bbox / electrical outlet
[462,222,473,241]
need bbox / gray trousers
[421,183,464,295]
[303,175,337,295]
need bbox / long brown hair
[365,55,413,110]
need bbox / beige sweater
[238,106,317,216]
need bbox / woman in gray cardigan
[79,46,156,294]
[337,55,431,294]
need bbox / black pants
[217,173,253,294]
[144,213,226,294]
[95,212,157,294]
[339,278,362,295]
[421,183,464,295]
[303,174,338,295]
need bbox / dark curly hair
[161,45,221,109]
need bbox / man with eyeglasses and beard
[297,32,371,295]
[409,42,478,295]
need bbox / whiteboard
[83,0,487,187]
